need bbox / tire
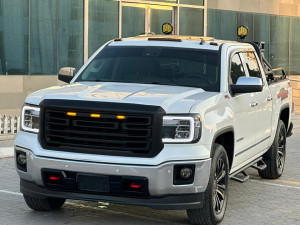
[258,120,287,179]
[23,194,66,211]
[187,144,229,225]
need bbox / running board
[231,171,249,183]
[251,159,267,171]
[230,157,265,183]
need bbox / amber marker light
[90,113,101,118]
[116,115,126,120]
[66,112,77,116]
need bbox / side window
[230,54,246,84]
[242,52,262,79]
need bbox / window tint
[230,54,246,84]
[76,46,221,92]
[242,52,262,78]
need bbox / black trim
[41,169,150,198]
[20,179,204,210]
[211,127,235,155]
[230,84,263,95]
[58,74,73,84]
[287,122,293,137]
[235,136,271,157]
[39,99,166,158]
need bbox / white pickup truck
[15,35,293,225]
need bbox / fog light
[17,153,27,165]
[15,150,27,172]
[180,167,192,179]
[173,164,195,185]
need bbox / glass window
[150,9,173,35]
[180,8,204,36]
[122,6,145,38]
[254,14,270,61]
[289,17,300,75]
[242,52,262,79]
[58,0,84,71]
[30,0,57,75]
[88,0,118,57]
[220,10,237,41]
[207,9,221,39]
[147,0,177,3]
[0,0,28,75]
[269,15,289,74]
[76,46,220,92]
[237,12,254,42]
[181,0,204,5]
[230,54,246,84]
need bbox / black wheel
[259,120,287,179]
[23,194,66,211]
[187,144,229,225]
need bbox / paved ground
[0,117,299,224]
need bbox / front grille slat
[45,140,150,152]
[45,128,151,138]
[42,107,156,155]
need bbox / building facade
[0,0,299,115]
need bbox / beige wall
[290,75,300,114]
[0,76,62,116]
[208,0,300,17]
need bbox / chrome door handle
[251,101,258,107]
[267,96,273,101]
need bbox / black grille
[39,99,165,157]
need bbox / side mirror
[230,77,263,95]
[58,67,77,83]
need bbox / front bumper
[17,146,211,195]
[20,179,204,210]
[16,145,211,209]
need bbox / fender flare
[211,126,235,158]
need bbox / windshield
[75,46,220,92]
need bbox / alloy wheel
[213,158,227,214]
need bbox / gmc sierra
[15,35,293,225]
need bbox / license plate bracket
[77,174,110,193]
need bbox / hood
[25,82,218,113]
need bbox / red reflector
[49,176,61,181]
[130,183,142,189]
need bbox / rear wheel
[259,120,286,179]
[187,144,229,225]
[23,194,66,211]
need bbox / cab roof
[109,35,251,50]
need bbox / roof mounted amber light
[116,115,126,120]
[90,114,101,118]
[66,112,77,117]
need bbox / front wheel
[23,194,66,211]
[187,144,229,225]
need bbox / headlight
[162,115,201,143]
[21,105,40,133]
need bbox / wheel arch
[212,127,235,170]
[279,104,290,131]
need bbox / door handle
[250,101,258,107]
[267,96,273,101]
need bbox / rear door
[241,52,273,155]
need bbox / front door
[228,53,259,169]
[122,3,175,37]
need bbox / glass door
[121,3,175,37]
